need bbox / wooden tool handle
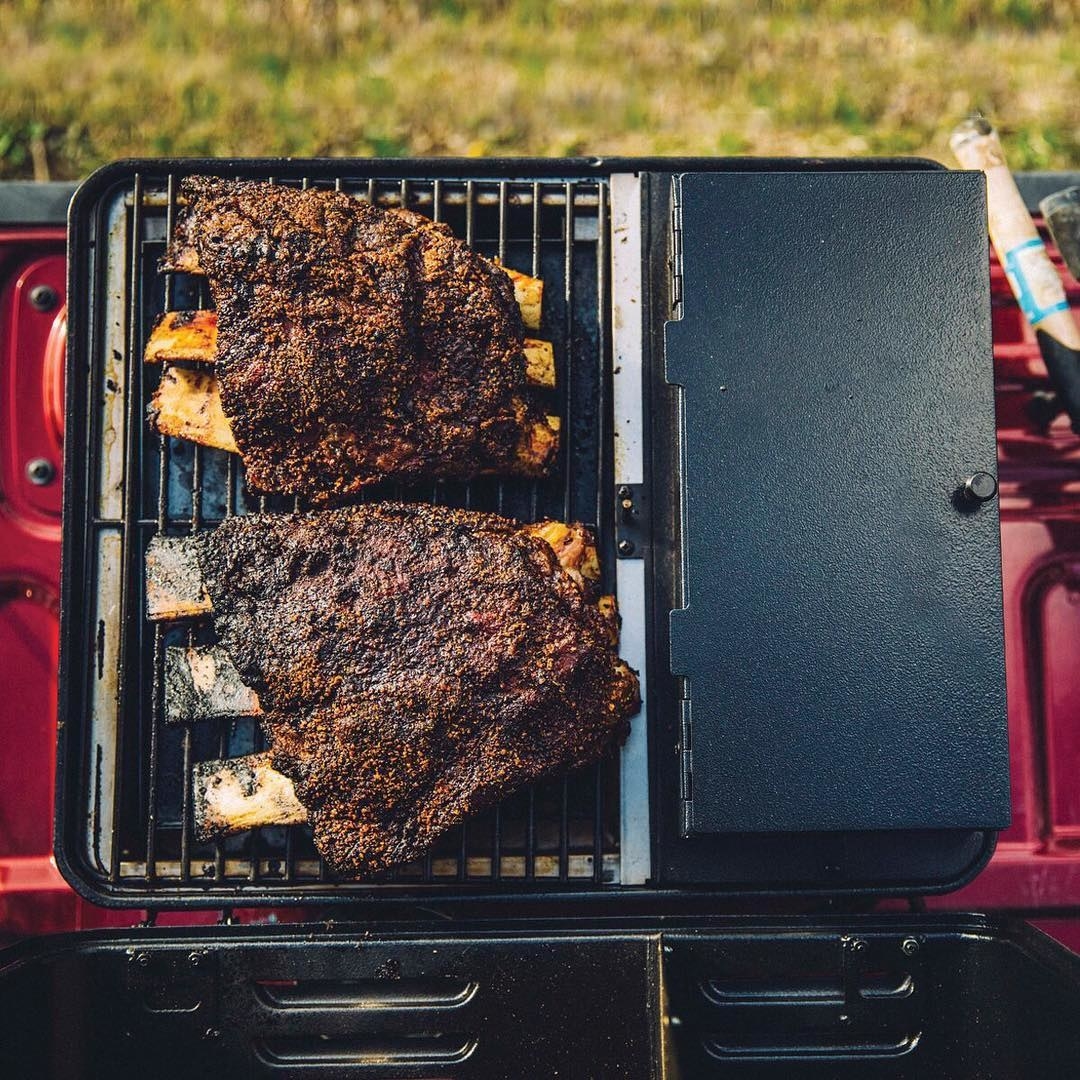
[950,117,1080,350]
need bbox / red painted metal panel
[0,228,71,937]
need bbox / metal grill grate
[66,167,622,903]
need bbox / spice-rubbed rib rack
[58,157,1008,908]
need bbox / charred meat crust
[164,177,556,498]
[195,503,640,876]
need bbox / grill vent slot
[665,935,924,1071]
[700,973,843,1005]
[701,1032,921,1060]
[253,1033,478,1067]
[253,978,479,1011]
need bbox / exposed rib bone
[597,594,620,646]
[524,520,600,591]
[164,237,543,331]
[523,338,555,388]
[149,365,238,454]
[193,752,306,838]
[150,368,559,460]
[165,644,262,722]
[145,535,211,621]
[514,411,561,476]
[506,268,543,330]
[148,520,597,624]
[167,593,617,728]
[142,310,217,364]
[144,313,555,389]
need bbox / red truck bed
[3,173,1080,938]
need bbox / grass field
[1,0,1077,179]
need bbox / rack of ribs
[146,177,560,499]
[146,505,639,876]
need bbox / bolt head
[902,937,920,956]
[26,458,55,486]
[29,284,58,312]
[618,539,635,556]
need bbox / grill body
[57,157,1008,907]
[6,914,1080,1078]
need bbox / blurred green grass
[1,0,1077,179]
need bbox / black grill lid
[664,169,1008,836]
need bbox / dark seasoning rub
[161,176,557,498]
[196,504,639,876]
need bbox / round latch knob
[963,471,998,504]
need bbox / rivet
[29,284,58,311]
[902,937,920,956]
[26,458,55,486]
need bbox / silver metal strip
[88,529,122,873]
[611,173,650,885]
[86,193,133,872]
[98,196,128,520]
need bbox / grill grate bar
[179,711,194,882]
[563,180,575,526]
[491,181,509,881]
[560,777,571,883]
[87,168,619,899]
[594,184,609,885]
[532,181,542,279]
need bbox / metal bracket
[124,947,220,1038]
[615,483,648,558]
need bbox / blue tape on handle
[1004,237,1070,325]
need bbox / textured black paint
[666,170,1008,835]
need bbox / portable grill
[11,156,1080,1078]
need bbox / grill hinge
[678,698,693,830]
[669,177,684,320]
